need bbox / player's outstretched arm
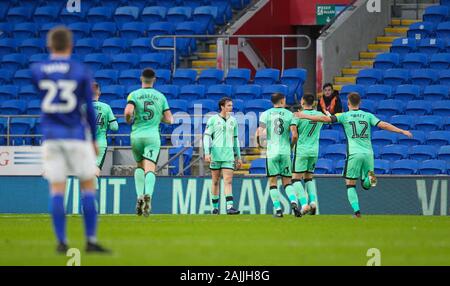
[255,126,266,148]
[162,110,174,124]
[295,112,332,123]
[290,125,298,149]
[124,103,134,124]
[378,121,413,138]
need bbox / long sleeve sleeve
[233,123,241,159]
[203,118,213,155]
[84,75,96,141]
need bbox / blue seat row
[356,68,450,86]
[340,84,449,101]
[374,52,450,70]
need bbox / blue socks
[50,193,66,244]
[81,191,98,243]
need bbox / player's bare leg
[211,169,221,214]
[292,173,309,216]
[304,173,317,215]
[282,176,301,217]
[223,168,240,215]
[345,179,361,218]
[134,161,145,216]
[142,159,156,216]
[269,177,283,218]
[50,182,68,253]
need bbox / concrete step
[209,44,217,51]
[376,36,400,43]
[334,85,342,91]
[234,170,249,175]
[334,76,356,85]
[192,60,216,68]
[243,155,264,162]
[391,19,421,26]
[368,43,391,52]
[197,52,217,59]
[342,68,361,76]
[384,27,408,36]
[350,60,374,68]
[241,163,251,170]
[360,51,382,59]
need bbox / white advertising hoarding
[0,146,43,176]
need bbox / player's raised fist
[204,154,211,163]
[402,130,413,139]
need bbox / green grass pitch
[1,215,450,266]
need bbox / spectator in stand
[318,83,343,116]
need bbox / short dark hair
[218,97,232,110]
[323,83,333,90]
[302,94,315,106]
[47,26,72,52]
[92,82,99,90]
[142,68,156,81]
[271,93,285,104]
[348,92,361,106]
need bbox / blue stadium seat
[382,68,410,86]
[179,84,206,100]
[99,0,122,9]
[60,7,88,24]
[188,99,215,114]
[173,69,197,86]
[29,53,48,65]
[0,68,13,85]
[130,38,153,54]
[114,117,131,146]
[280,68,307,102]
[225,68,251,86]
[211,0,233,24]
[168,147,193,175]
[167,6,192,23]
[7,7,33,23]
[0,85,18,101]
[120,22,146,40]
[409,145,438,161]
[118,69,141,86]
[377,99,405,116]
[13,22,38,39]
[319,130,341,145]
[91,22,117,41]
[183,0,208,9]
[148,22,176,40]
[323,144,347,161]
[84,53,112,70]
[0,117,6,145]
[156,0,180,8]
[391,159,419,175]
[1,100,27,115]
[426,131,450,146]
[410,69,439,87]
[314,159,333,174]
[432,100,450,116]
[334,160,345,175]
[444,117,450,130]
[398,130,426,146]
[407,22,435,40]
[244,99,272,114]
[391,38,417,58]
[10,118,35,146]
[13,69,32,86]
[254,68,280,86]
[372,130,398,147]
[261,85,289,98]
[100,85,125,102]
[415,116,443,132]
[365,84,392,101]
[374,53,400,69]
[114,6,141,26]
[419,160,447,175]
[374,159,391,174]
[102,37,128,55]
[155,69,172,85]
[87,7,114,23]
[140,53,169,69]
[439,69,450,85]
[141,6,167,22]
[0,39,17,55]
[233,99,244,113]
[357,99,376,113]
[340,84,366,100]
[1,54,27,72]
[18,85,38,101]
[429,53,450,69]
[67,23,92,40]
[19,38,45,55]
[109,99,127,115]
[406,100,432,115]
[94,69,119,86]
[356,68,383,85]
[33,5,60,23]
[249,158,266,174]
[168,99,189,113]
[112,53,139,70]
[393,84,421,101]
[126,85,142,96]
[206,84,233,101]
[198,69,224,86]
[0,23,12,39]
[158,84,180,100]
[380,144,408,161]
[154,37,191,57]
[75,38,101,55]
[401,52,429,69]
[193,6,218,34]
[26,100,41,115]
[233,84,262,100]
[418,38,446,56]
[390,115,416,130]
[436,21,450,40]
[175,21,202,51]
[423,5,449,25]
[437,145,450,160]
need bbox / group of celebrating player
[32,26,413,253]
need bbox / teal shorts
[266,154,292,177]
[131,135,160,164]
[96,146,107,170]
[293,155,318,174]
[210,161,235,171]
[343,153,374,180]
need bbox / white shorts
[42,139,96,183]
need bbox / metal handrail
[151,34,312,73]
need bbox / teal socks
[134,168,145,198]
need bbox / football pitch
[1,215,450,266]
